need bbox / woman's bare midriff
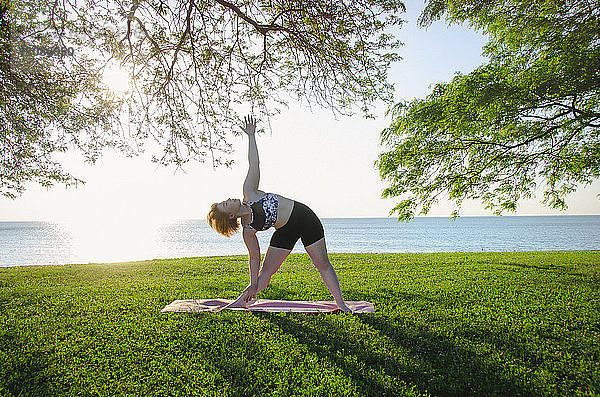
[274,194,294,229]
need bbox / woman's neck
[237,203,252,220]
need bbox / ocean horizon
[1,215,599,267]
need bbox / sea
[1,216,599,267]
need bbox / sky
[2,1,599,224]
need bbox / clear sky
[2,1,599,224]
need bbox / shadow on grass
[362,315,538,396]
[169,314,275,395]
[0,333,54,396]
[254,311,409,395]
[255,311,537,396]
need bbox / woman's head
[207,198,242,237]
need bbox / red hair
[207,202,240,237]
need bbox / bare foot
[337,304,353,313]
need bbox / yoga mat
[161,299,375,313]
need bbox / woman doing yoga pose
[207,116,352,312]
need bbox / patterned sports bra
[242,193,279,231]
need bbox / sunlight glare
[59,216,163,264]
[103,63,131,96]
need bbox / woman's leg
[255,245,291,293]
[215,246,289,311]
[304,237,351,312]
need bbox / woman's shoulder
[243,189,267,203]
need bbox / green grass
[1,252,599,396]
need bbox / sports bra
[242,193,278,231]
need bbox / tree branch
[162,0,194,91]
[214,0,268,34]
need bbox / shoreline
[3,217,599,267]
[3,249,600,269]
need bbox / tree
[377,0,600,221]
[1,0,405,198]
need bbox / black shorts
[270,201,325,250]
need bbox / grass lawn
[1,251,599,396]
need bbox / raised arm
[242,115,260,197]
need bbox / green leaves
[378,0,600,221]
[3,0,407,197]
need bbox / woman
[207,115,352,313]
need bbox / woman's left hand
[241,115,256,136]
